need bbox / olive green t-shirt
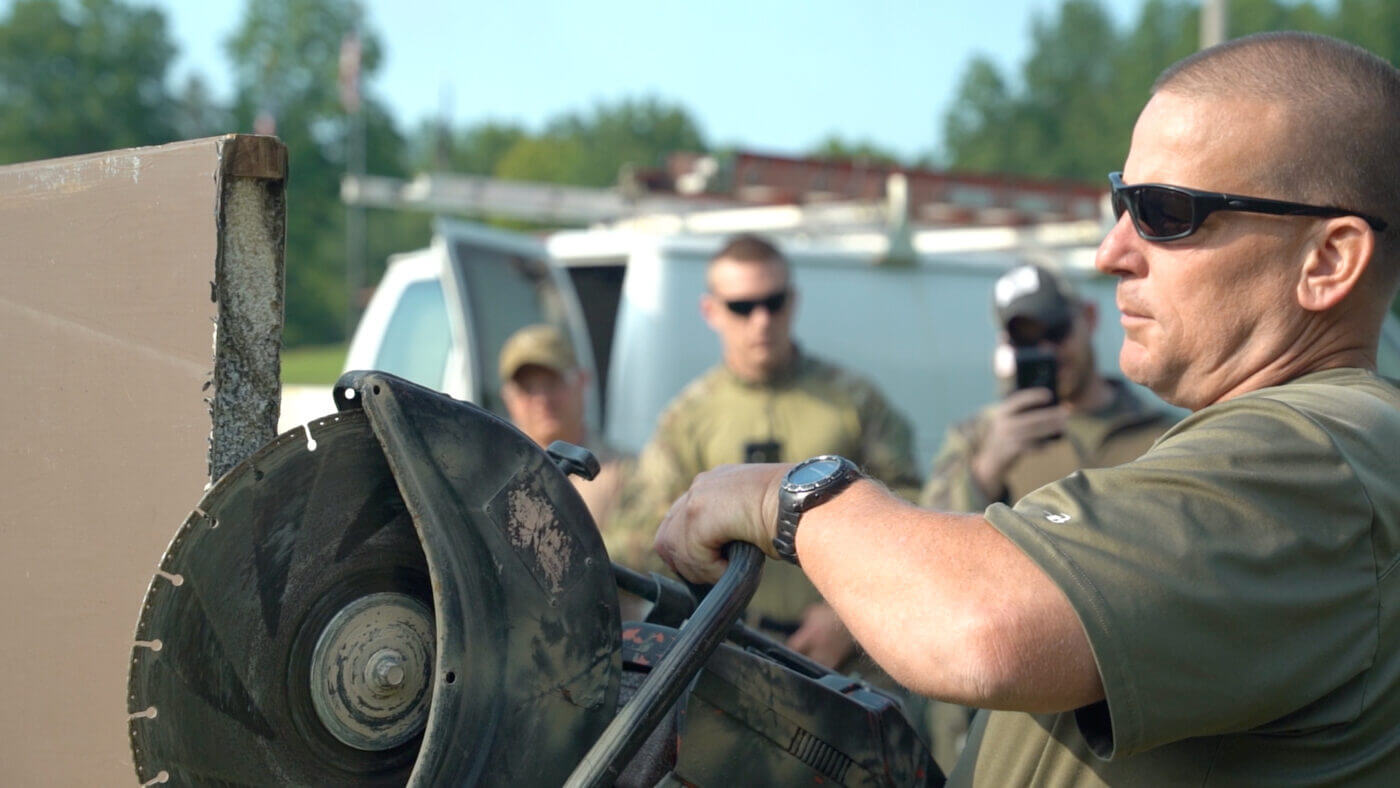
[953,368,1400,785]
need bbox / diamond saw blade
[128,409,431,786]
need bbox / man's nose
[1095,213,1144,277]
[749,304,776,326]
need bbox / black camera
[1013,346,1059,406]
[743,440,783,464]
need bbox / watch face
[790,458,840,486]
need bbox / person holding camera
[921,263,1175,515]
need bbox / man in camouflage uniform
[922,264,1174,515]
[655,32,1400,784]
[919,263,1175,773]
[608,233,919,669]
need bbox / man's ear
[1297,216,1375,311]
[700,292,722,332]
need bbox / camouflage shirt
[603,348,919,627]
[921,378,1176,512]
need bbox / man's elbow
[875,604,1012,706]
[897,603,1101,714]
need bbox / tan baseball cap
[498,324,578,382]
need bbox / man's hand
[971,388,1068,500]
[654,462,791,584]
[786,602,857,668]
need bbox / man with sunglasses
[653,32,1400,783]
[612,232,919,671]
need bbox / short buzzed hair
[1154,32,1400,269]
[707,233,790,287]
[710,233,788,268]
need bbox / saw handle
[566,541,765,788]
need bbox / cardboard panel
[0,135,285,785]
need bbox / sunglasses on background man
[722,289,789,317]
[1007,316,1072,348]
[1108,171,1388,242]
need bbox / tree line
[2,0,1397,346]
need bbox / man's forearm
[793,479,1102,712]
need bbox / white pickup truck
[282,218,1400,472]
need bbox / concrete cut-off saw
[128,371,942,786]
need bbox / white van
[293,218,1400,473]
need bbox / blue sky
[147,0,1149,159]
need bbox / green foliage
[0,0,178,164]
[224,0,422,346]
[1329,0,1400,57]
[943,0,1143,180]
[171,73,232,141]
[938,0,1398,183]
[226,0,382,127]
[808,134,904,166]
[409,119,528,175]
[281,343,348,384]
[942,56,1018,174]
[505,96,706,187]
[493,136,593,184]
[415,98,707,191]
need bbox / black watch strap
[773,456,861,566]
[773,505,803,566]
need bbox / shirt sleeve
[983,395,1378,758]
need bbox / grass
[281,343,347,385]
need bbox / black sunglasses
[1007,316,1072,347]
[1109,172,1388,242]
[722,289,789,317]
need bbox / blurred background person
[613,233,921,671]
[922,263,1175,511]
[499,323,628,528]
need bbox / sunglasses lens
[724,290,787,317]
[1007,317,1071,346]
[1137,186,1194,239]
[725,299,757,316]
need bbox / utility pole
[1201,0,1228,50]
[340,20,367,340]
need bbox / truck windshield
[373,278,452,389]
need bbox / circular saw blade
[128,409,429,786]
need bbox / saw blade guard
[128,371,621,786]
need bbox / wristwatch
[773,455,862,565]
